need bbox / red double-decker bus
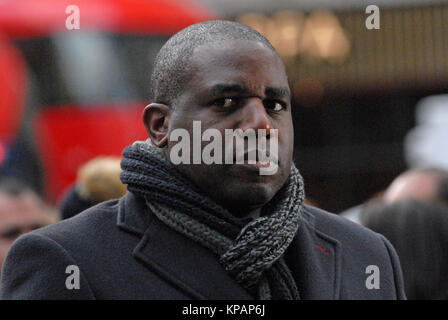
[0,0,217,203]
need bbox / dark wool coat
[0,192,406,299]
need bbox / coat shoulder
[0,201,119,300]
[0,197,135,300]
[303,204,385,247]
[302,205,406,299]
[31,198,121,243]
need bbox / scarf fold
[120,139,305,300]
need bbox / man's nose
[238,98,273,135]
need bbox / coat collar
[117,192,253,299]
[117,192,341,299]
[117,191,150,236]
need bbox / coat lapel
[286,206,342,299]
[117,192,253,300]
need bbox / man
[382,167,448,206]
[0,179,53,273]
[341,167,448,224]
[0,20,406,299]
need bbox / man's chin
[217,183,277,213]
[223,162,281,181]
[174,163,288,213]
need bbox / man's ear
[142,103,171,147]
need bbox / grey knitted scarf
[120,139,305,299]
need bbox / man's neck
[247,208,262,219]
[231,207,262,222]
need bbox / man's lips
[243,148,277,161]
[237,149,278,169]
[246,159,274,169]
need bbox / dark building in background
[228,3,448,212]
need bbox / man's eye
[0,227,21,240]
[265,100,285,111]
[213,98,235,108]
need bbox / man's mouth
[236,148,278,174]
[246,159,273,169]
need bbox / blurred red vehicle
[0,0,217,203]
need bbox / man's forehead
[187,40,288,94]
[191,39,280,65]
[193,39,270,53]
[0,193,45,221]
[207,82,291,100]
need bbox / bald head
[383,168,448,205]
[149,20,279,106]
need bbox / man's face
[165,40,294,216]
[0,192,49,271]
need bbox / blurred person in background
[341,167,448,224]
[0,178,55,272]
[361,199,448,299]
[404,95,448,171]
[341,94,448,224]
[59,157,127,220]
[382,167,448,206]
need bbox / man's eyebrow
[209,84,246,98]
[265,87,291,100]
[209,83,290,100]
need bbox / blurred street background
[1,0,447,214]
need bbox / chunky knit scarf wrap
[120,139,305,300]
